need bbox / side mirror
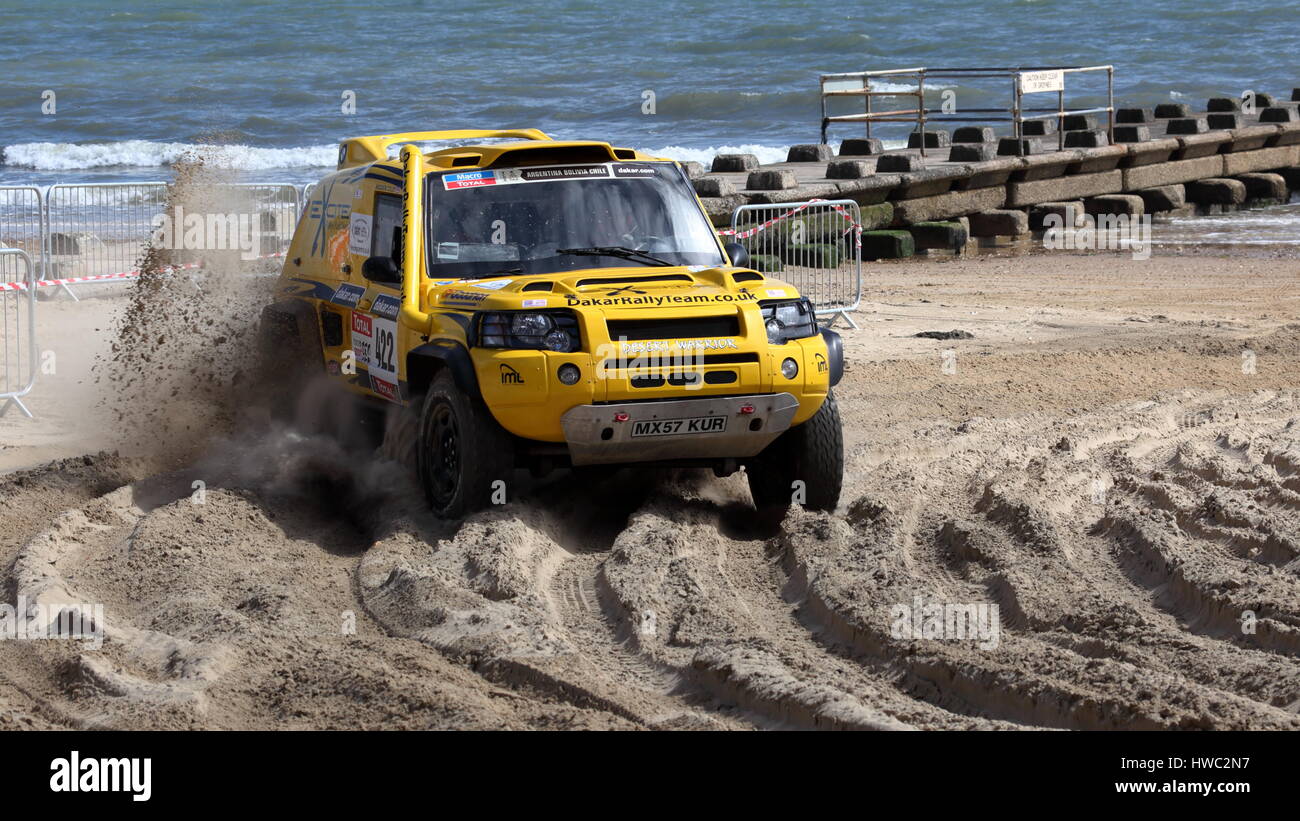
[723,241,750,268]
[362,255,401,284]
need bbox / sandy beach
[1,247,1296,729]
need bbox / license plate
[630,415,728,437]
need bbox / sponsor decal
[443,170,497,190]
[330,282,366,308]
[500,363,525,385]
[565,292,757,307]
[815,352,828,373]
[630,415,728,437]
[620,338,738,353]
[765,288,788,298]
[441,290,489,305]
[348,212,372,256]
[469,278,512,290]
[370,376,398,401]
[510,165,610,182]
[442,163,637,191]
[522,298,547,308]
[612,163,657,178]
[350,307,398,401]
[436,242,459,260]
[371,293,402,320]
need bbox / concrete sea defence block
[1121,137,1178,167]
[826,159,872,179]
[858,201,895,230]
[1021,120,1055,136]
[1116,108,1154,124]
[1062,114,1098,131]
[1070,145,1126,174]
[859,230,915,260]
[1186,177,1247,205]
[1254,92,1279,108]
[893,167,973,199]
[1206,113,1242,130]
[876,154,923,172]
[967,209,1029,237]
[1166,118,1209,135]
[1269,123,1300,147]
[1013,152,1079,181]
[1135,184,1186,212]
[1064,130,1109,148]
[1224,125,1278,153]
[952,126,996,144]
[1174,132,1231,160]
[890,185,1007,223]
[908,130,951,149]
[1154,103,1192,118]
[1207,97,1241,112]
[1007,169,1123,207]
[712,154,760,172]
[745,169,799,191]
[1278,167,1300,189]
[1028,201,1085,230]
[998,137,1035,156]
[1221,144,1300,175]
[680,161,706,179]
[1293,89,1300,102]
[949,144,996,162]
[786,144,834,163]
[955,156,1022,189]
[1084,194,1145,217]
[839,138,883,156]
[1122,154,1224,190]
[1113,125,1152,143]
[1260,107,1298,123]
[1234,172,1288,201]
[832,174,901,205]
[909,221,969,252]
[693,176,736,197]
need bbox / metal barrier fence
[729,199,863,328]
[0,249,37,418]
[0,186,46,277]
[819,65,1115,156]
[45,182,168,298]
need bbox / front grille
[607,314,739,341]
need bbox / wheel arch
[406,340,481,400]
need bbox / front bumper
[560,392,799,466]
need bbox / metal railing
[0,186,46,277]
[0,249,37,418]
[819,65,1115,156]
[729,199,863,328]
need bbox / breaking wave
[2,141,339,171]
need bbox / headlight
[759,298,817,344]
[479,311,581,353]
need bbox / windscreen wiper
[557,246,674,266]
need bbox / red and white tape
[719,198,864,249]
[0,253,285,293]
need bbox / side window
[371,193,403,261]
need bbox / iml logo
[50,751,151,802]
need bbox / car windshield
[424,161,726,278]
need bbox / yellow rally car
[259,129,844,517]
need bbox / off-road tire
[257,306,319,420]
[417,370,516,518]
[747,391,843,512]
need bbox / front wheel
[416,371,516,518]
[746,391,843,512]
